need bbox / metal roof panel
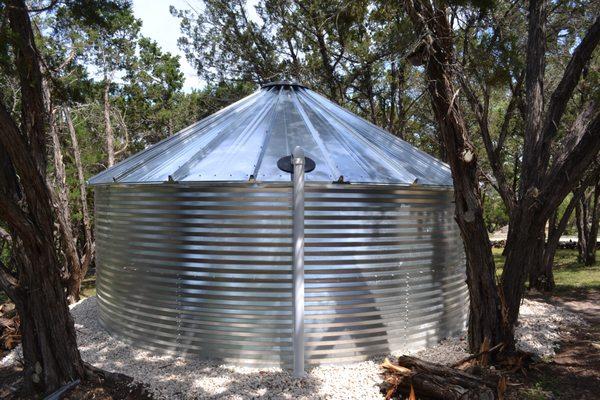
[89,83,452,186]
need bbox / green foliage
[120,36,185,146]
[170,0,280,83]
[493,248,600,294]
[520,381,553,400]
[170,0,446,149]
[483,189,509,233]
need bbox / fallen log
[381,356,505,400]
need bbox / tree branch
[549,173,595,246]
[0,195,40,248]
[0,259,19,302]
[27,0,58,13]
[540,112,600,221]
[458,74,516,211]
[542,16,600,143]
[495,71,524,160]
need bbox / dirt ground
[512,290,600,400]
[0,364,154,400]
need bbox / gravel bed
[516,298,586,357]
[1,296,585,399]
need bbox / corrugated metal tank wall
[95,183,467,367]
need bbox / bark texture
[405,0,600,356]
[530,167,600,291]
[41,49,93,303]
[49,108,82,295]
[62,107,95,301]
[0,0,85,393]
[64,107,94,267]
[576,182,600,265]
[104,80,115,167]
[499,5,600,334]
[403,0,507,355]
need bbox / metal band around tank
[94,182,468,367]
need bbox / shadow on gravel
[515,290,600,400]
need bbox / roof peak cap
[261,80,307,89]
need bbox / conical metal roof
[89,82,452,186]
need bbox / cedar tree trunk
[403,0,508,355]
[104,79,115,167]
[0,0,85,393]
[576,182,600,265]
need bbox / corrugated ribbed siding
[94,183,467,367]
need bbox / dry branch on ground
[381,356,506,400]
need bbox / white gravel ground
[515,297,586,357]
[0,297,585,399]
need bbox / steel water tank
[89,82,468,367]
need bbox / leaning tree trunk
[104,79,115,167]
[403,1,508,355]
[576,183,600,265]
[0,0,86,393]
[531,172,599,291]
[587,184,600,264]
[65,107,94,255]
[43,56,89,304]
[63,107,95,301]
[0,115,86,394]
[12,244,85,392]
[49,107,81,293]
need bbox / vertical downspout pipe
[292,146,306,378]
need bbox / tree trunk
[104,80,115,167]
[43,53,88,304]
[0,0,86,392]
[576,182,600,265]
[0,88,85,397]
[527,226,548,291]
[406,0,600,359]
[587,183,600,265]
[64,107,93,252]
[533,186,589,291]
[49,107,81,293]
[395,63,407,140]
[64,107,95,302]
[403,1,508,355]
[499,4,600,336]
[315,30,338,102]
[388,62,398,134]
[501,205,547,339]
[529,211,557,292]
[576,195,589,261]
[12,246,85,393]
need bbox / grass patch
[519,380,554,400]
[521,382,554,400]
[81,276,97,298]
[492,248,600,294]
